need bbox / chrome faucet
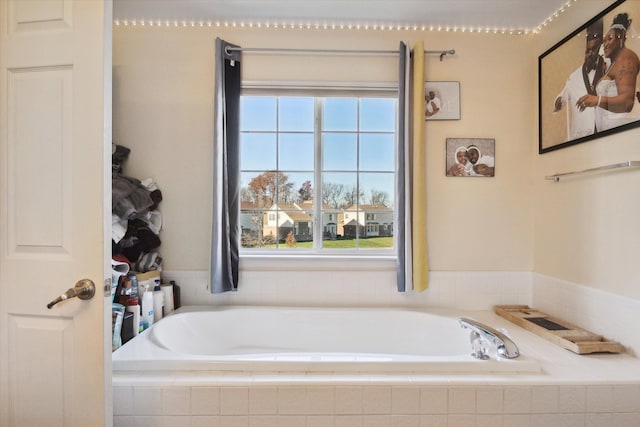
[459,318,520,359]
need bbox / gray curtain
[396,42,429,293]
[396,41,412,292]
[210,38,242,293]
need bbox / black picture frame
[538,0,640,153]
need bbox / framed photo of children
[539,0,640,153]
[445,138,495,177]
[425,81,461,120]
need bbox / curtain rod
[225,46,455,60]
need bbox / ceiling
[113,0,579,34]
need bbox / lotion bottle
[125,298,141,336]
[141,283,154,330]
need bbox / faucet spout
[459,318,520,359]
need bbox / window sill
[240,254,397,272]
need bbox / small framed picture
[425,81,461,120]
[445,138,495,177]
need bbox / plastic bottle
[125,297,141,336]
[129,274,139,297]
[111,303,125,351]
[153,284,163,323]
[141,284,154,330]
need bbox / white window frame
[240,81,398,267]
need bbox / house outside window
[240,91,396,254]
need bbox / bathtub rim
[112,305,544,375]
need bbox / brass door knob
[47,279,96,309]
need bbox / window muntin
[240,93,396,253]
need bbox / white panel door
[0,0,111,426]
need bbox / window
[240,92,396,254]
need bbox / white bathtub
[112,305,541,374]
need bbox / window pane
[322,172,358,208]
[279,97,314,131]
[361,203,394,248]
[359,133,394,171]
[322,211,340,241]
[364,181,394,247]
[323,98,357,131]
[240,209,266,248]
[241,133,276,170]
[282,172,314,205]
[262,210,279,246]
[274,172,297,205]
[281,210,313,245]
[341,206,361,241]
[242,171,277,208]
[360,98,396,131]
[259,210,314,249]
[279,133,314,171]
[323,133,357,170]
[359,172,394,208]
[241,97,276,131]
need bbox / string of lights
[113,0,578,36]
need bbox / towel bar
[545,160,640,182]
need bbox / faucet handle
[469,331,490,360]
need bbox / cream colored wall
[113,26,534,274]
[422,32,534,271]
[532,1,640,300]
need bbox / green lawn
[262,236,393,249]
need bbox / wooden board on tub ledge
[494,305,624,355]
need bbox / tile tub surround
[159,270,532,310]
[113,311,640,426]
[532,273,640,358]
